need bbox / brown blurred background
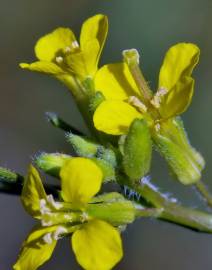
[0,0,212,269]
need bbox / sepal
[153,118,204,185]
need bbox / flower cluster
[8,13,209,270]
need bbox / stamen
[155,123,161,132]
[43,233,53,244]
[64,46,71,53]
[40,199,51,215]
[71,40,79,49]
[80,212,89,222]
[53,226,68,240]
[128,96,147,113]
[150,87,168,109]
[55,56,63,64]
[47,194,63,210]
[41,220,53,227]
[64,214,73,222]
[157,87,168,96]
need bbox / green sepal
[173,117,205,171]
[89,91,106,113]
[91,158,116,182]
[90,192,125,203]
[35,153,71,177]
[123,119,152,181]
[153,119,204,185]
[88,194,136,226]
[82,77,95,96]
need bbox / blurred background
[0,0,212,269]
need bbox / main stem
[131,181,212,233]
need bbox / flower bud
[35,153,71,177]
[123,119,152,182]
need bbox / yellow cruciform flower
[93,43,199,135]
[14,158,123,270]
[20,14,108,84]
[93,43,205,184]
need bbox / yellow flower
[20,14,108,81]
[93,43,199,135]
[93,43,205,185]
[14,159,123,270]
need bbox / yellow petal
[72,219,123,270]
[13,226,57,270]
[82,38,100,76]
[80,14,108,72]
[66,40,100,78]
[159,77,194,119]
[159,43,200,91]
[95,63,141,100]
[35,27,76,61]
[60,158,103,206]
[93,100,142,135]
[21,165,47,218]
[20,61,64,74]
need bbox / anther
[128,96,147,113]
[150,87,168,109]
[64,46,71,53]
[71,40,79,49]
[53,226,68,240]
[43,233,53,244]
[80,212,89,222]
[155,123,161,132]
[40,199,51,215]
[55,56,63,64]
[47,194,63,210]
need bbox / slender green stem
[134,206,163,218]
[195,180,212,208]
[0,176,59,197]
[131,180,212,233]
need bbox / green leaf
[123,119,152,181]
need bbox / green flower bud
[91,158,116,182]
[35,153,71,177]
[123,119,152,182]
[66,134,100,158]
[0,167,18,182]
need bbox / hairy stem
[131,180,212,233]
[195,180,212,208]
